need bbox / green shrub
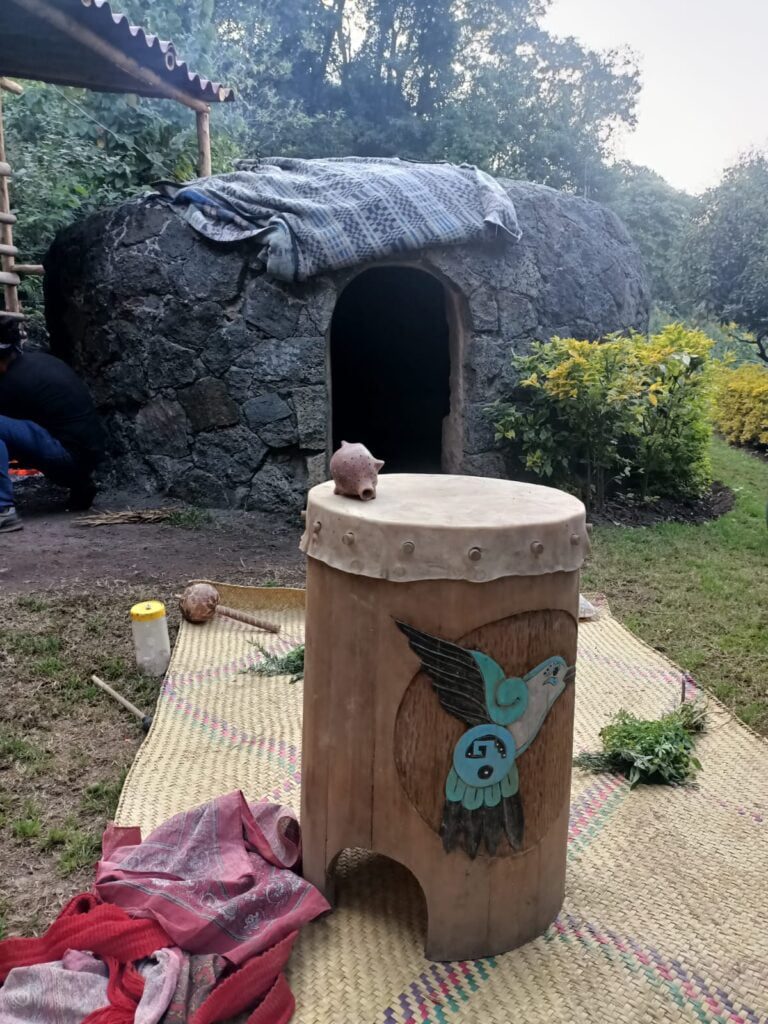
[488,325,714,509]
[713,363,768,447]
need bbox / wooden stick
[9,0,210,113]
[0,78,23,96]
[0,162,11,177]
[0,270,20,286]
[91,674,144,720]
[14,264,44,276]
[217,605,281,634]
[0,243,18,257]
[196,108,211,177]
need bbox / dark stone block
[243,393,298,447]
[147,342,198,389]
[246,456,307,514]
[243,277,303,339]
[465,402,498,455]
[178,378,240,432]
[180,247,245,304]
[135,398,190,458]
[234,336,325,386]
[169,468,230,508]
[193,425,267,485]
[291,385,328,448]
[120,201,171,247]
[460,451,510,478]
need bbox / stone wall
[44,180,649,510]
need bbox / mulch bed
[589,481,735,528]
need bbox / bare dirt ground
[2,478,305,592]
[0,481,307,937]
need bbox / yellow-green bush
[488,325,714,509]
[713,364,768,447]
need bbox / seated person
[0,314,105,533]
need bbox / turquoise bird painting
[396,620,575,859]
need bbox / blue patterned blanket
[155,157,521,282]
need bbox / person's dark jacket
[0,351,105,469]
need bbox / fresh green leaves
[713,363,768,448]
[573,700,707,787]
[488,327,714,510]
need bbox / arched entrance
[330,266,453,473]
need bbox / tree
[678,152,768,362]
[600,162,696,306]
[5,0,642,306]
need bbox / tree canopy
[677,153,768,361]
[599,162,696,307]
[6,0,640,265]
[4,0,768,357]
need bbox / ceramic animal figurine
[330,441,384,501]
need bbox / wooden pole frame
[196,108,211,178]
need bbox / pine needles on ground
[252,644,305,683]
[573,699,707,787]
[75,508,180,527]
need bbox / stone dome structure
[44,180,649,511]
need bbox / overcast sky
[543,0,768,194]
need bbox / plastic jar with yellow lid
[130,600,171,677]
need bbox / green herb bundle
[251,644,305,683]
[573,700,707,787]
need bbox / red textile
[81,957,146,1024]
[95,791,329,965]
[0,894,170,985]
[190,930,298,1024]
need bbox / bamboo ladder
[0,75,44,322]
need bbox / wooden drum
[299,475,587,960]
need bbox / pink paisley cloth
[0,947,182,1024]
[160,953,227,1024]
[94,791,330,965]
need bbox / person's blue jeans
[0,414,77,508]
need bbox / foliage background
[3,0,767,365]
[489,327,715,508]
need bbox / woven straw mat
[116,585,768,1024]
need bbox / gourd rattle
[178,582,280,634]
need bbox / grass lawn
[0,586,172,937]
[583,438,768,735]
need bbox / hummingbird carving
[396,620,575,859]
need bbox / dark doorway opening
[330,266,451,473]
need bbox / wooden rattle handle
[216,605,281,634]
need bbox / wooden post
[196,108,211,178]
[0,78,24,96]
[0,92,20,314]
